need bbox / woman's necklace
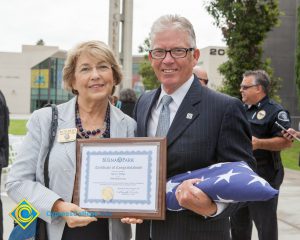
[75,103,110,139]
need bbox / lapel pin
[186,113,193,119]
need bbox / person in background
[231,70,292,240]
[0,90,9,240]
[123,14,255,240]
[193,66,209,86]
[6,41,135,240]
[119,88,137,118]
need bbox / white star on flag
[166,180,180,193]
[248,175,268,186]
[239,163,253,171]
[216,195,235,203]
[208,162,229,169]
[214,169,240,184]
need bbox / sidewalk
[1,168,300,240]
[10,114,30,120]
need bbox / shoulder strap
[44,104,58,188]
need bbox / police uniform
[231,96,291,240]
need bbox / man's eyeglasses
[199,78,209,85]
[149,48,194,59]
[240,84,259,90]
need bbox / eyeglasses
[199,78,209,85]
[77,63,113,75]
[240,84,259,90]
[149,48,194,59]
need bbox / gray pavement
[1,168,300,240]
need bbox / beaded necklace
[75,103,110,139]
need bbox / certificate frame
[73,137,167,220]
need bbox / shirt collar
[255,95,269,109]
[156,75,194,109]
[245,95,269,110]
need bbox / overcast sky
[0,0,225,54]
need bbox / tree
[206,0,281,99]
[138,38,160,90]
[36,39,45,46]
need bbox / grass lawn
[8,119,300,171]
[281,140,300,171]
[9,119,28,135]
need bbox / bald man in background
[193,66,208,86]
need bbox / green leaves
[206,0,281,99]
[138,37,160,90]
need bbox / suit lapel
[141,89,161,137]
[110,103,127,137]
[167,79,202,147]
[58,97,77,167]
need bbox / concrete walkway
[1,168,300,240]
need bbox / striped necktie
[155,95,173,136]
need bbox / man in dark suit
[132,14,256,240]
[0,90,9,240]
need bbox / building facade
[197,46,228,90]
[0,45,72,114]
[263,0,300,124]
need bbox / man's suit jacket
[134,77,256,240]
[6,97,136,240]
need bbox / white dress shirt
[147,75,194,137]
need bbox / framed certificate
[73,137,167,220]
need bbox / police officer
[0,90,9,240]
[231,70,292,240]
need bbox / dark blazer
[133,77,256,240]
[0,90,9,168]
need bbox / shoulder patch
[278,111,290,122]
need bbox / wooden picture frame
[73,137,167,220]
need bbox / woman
[6,41,135,240]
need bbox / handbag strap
[43,104,58,188]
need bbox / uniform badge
[278,111,290,122]
[257,110,266,120]
[57,128,77,142]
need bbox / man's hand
[252,136,260,150]
[175,179,217,217]
[52,200,97,228]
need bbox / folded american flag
[166,161,278,211]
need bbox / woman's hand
[121,218,143,224]
[52,200,97,228]
[175,178,217,217]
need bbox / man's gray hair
[150,14,196,48]
[243,70,270,94]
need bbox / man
[193,66,209,86]
[0,90,9,240]
[133,15,255,240]
[231,70,292,240]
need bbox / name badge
[57,128,77,142]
